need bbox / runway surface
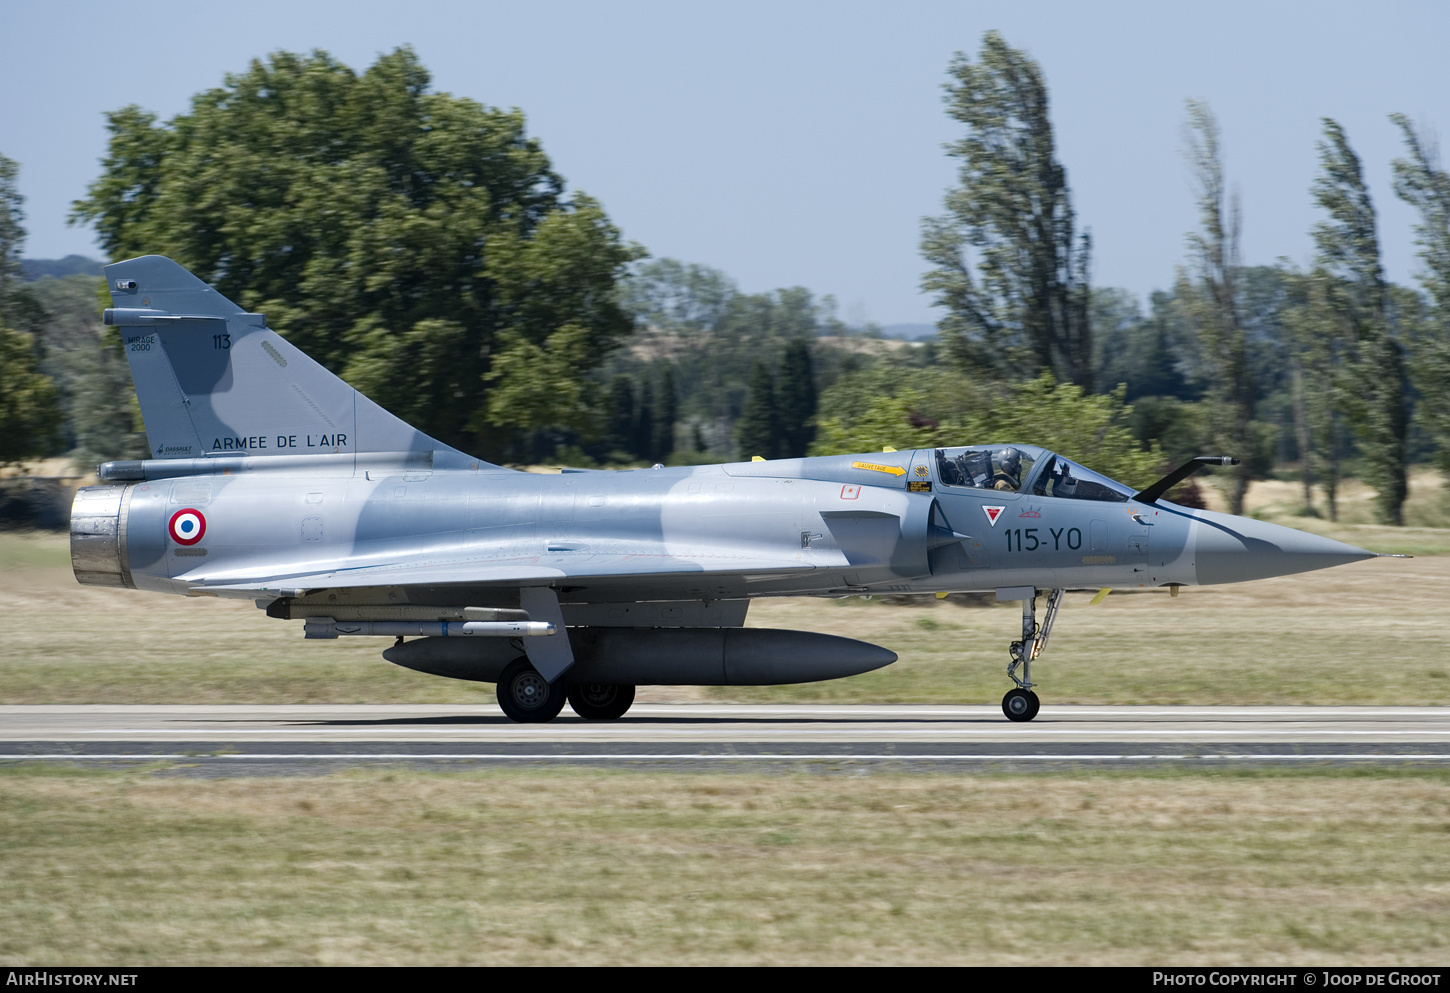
[3,704,1449,773]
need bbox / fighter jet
[71,256,1380,722]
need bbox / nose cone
[1191,510,1376,586]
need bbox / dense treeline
[4,38,1450,527]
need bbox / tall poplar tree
[1312,119,1408,525]
[1283,269,1351,520]
[1176,100,1255,514]
[1390,114,1450,485]
[920,31,1092,389]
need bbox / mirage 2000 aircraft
[71,256,1382,722]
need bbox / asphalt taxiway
[2,704,1448,774]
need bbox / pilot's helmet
[995,448,1021,473]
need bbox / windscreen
[1031,454,1133,502]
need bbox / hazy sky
[4,0,1447,325]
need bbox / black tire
[495,658,567,723]
[1002,688,1040,723]
[567,683,636,721]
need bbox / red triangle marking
[983,505,1005,526]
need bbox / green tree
[1092,287,1192,402]
[604,375,636,457]
[1390,113,1450,486]
[614,258,847,457]
[20,272,150,466]
[474,197,639,452]
[921,31,1092,389]
[0,153,46,338]
[477,321,600,459]
[0,153,63,466]
[1282,268,1352,519]
[811,367,1160,490]
[70,48,638,460]
[1312,119,1408,525]
[652,363,677,463]
[776,339,817,458]
[634,374,655,461]
[617,258,737,334]
[0,323,63,466]
[736,360,779,460]
[0,153,22,302]
[65,333,150,466]
[1175,100,1255,515]
[986,376,1163,490]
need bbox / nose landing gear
[1002,588,1063,723]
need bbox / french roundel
[168,508,207,545]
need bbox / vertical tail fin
[103,255,484,464]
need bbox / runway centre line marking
[64,728,1450,736]
[8,754,1450,762]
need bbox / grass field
[1,766,1448,966]
[1224,466,1450,533]
[3,474,1450,966]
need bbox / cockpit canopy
[936,445,1039,491]
[933,445,1132,503]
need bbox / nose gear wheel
[1002,589,1063,722]
[1002,688,1040,722]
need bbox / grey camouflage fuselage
[71,256,1378,720]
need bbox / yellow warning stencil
[851,461,906,476]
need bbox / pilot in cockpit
[992,448,1022,492]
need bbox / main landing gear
[1002,588,1064,723]
[495,659,637,723]
[496,658,567,723]
[566,683,636,721]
